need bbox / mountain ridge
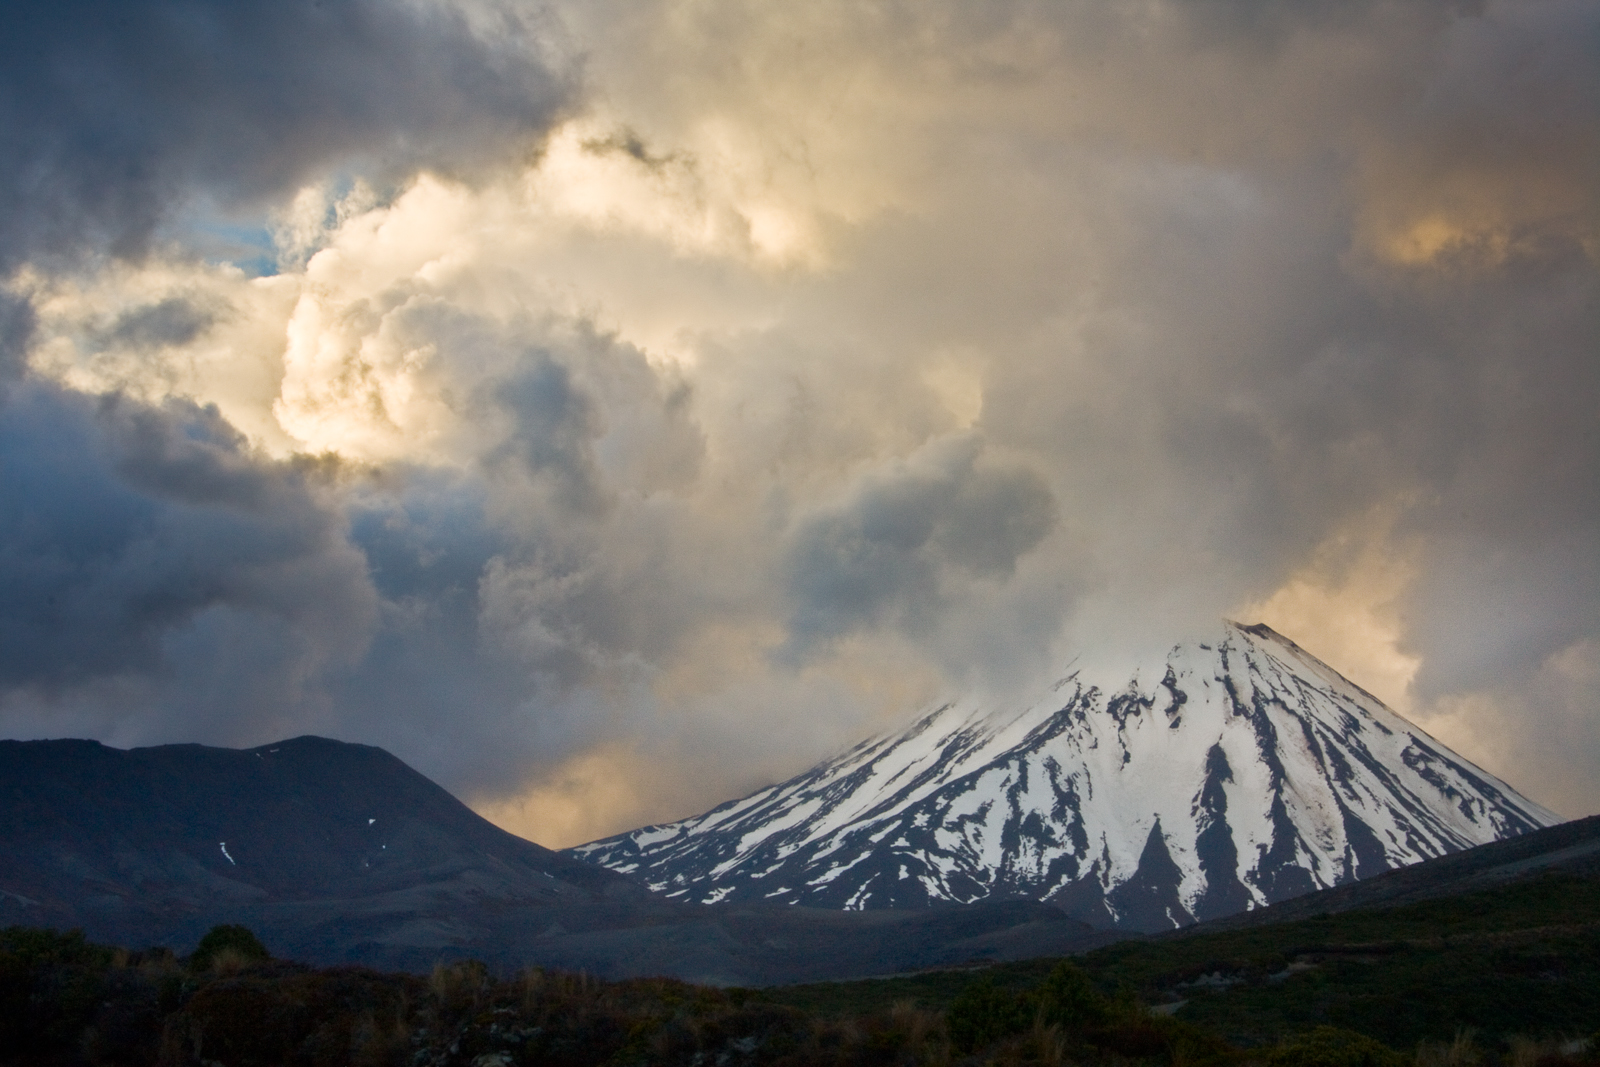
[0,733,638,943]
[0,732,1117,983]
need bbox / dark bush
[159,964,418,1067]
[80,965,170,1066]
[1036,960,1108,1030]
[945,976,1034,1054]
[0,926,116,1064]
[187,924,270,973]
[1089,1009,1235,1065]
[1263,1026,1409,1067]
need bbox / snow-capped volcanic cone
[567,622,1559,931]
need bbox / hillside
[765,817,1600,1049]
[0,734,1115,984]
[0,735,637,952]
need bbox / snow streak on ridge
[567,623,1559,930]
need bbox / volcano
[567,622,1559,930]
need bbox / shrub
[1035,960,1108,1031]
[945,976,1034,1054]
[159,965,420,1067]
[1262,1026,1408,1067]
[188,924,269,973]
[0,926,117,1061]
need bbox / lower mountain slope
[765,817,1600,1048]
[568,622,1559,930]
[0,734,1116,984]
[1199,810,1600,928]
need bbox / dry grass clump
[890,998,950,1058]
[429,958,491,1015]
[1419,1030,1483,1067]
[205,945,258,975]
[1506,1035,1600,1067]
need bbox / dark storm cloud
[0,383,373,689]
[0,294,34,383]
[782,437,1056,657]
[99,297,218,351]
[329,473,544,789]
[491,357,607,515]
[1393,250,1600,700]
[0,0,572,267]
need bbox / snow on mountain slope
[567,622,1560,930]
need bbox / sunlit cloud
[1239,504,1422,713]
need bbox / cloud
[99,297,218,352]
[0,292,33,383]
[1417,637,1600,821]
[0,0,573,268]
[782,435,1057,658]
[0,382,375,732]
[1,0,1595,840]
[1242,505,1422,712]
[1350,0,1600,271]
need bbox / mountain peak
[567,622,1559,930]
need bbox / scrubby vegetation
[769,873,1600,1051]
[3,871,1597,1066]
[185,923,271,975]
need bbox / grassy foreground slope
[5,868,1598,1065]
[765,870,1600,1051]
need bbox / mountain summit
[568,622,1559,930]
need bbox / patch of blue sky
[169,172,396,276]
[177,215,280,277]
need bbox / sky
[0,0,1595,848]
